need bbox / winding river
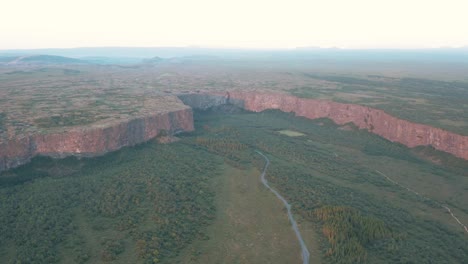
[256,150,310,264]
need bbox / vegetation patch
[34,111,107,128]
[0,112,5,130]
[313,206,394,263]
[0,141,221,264]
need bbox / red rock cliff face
[227,92,468,160]
[0,108,194,172]
[0,136,36,171]
[2,91,466,172]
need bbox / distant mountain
[0,56,17,63]
[0,47,233,59]
[142,56,165,64]
[80,56,142,64]
[1,47,468,65]
[0,55,88,65]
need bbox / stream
[256,150,310,264]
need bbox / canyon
[1,91,467,172]
[180,91,468,160]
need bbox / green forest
[0,142,222,263]
[190,109,467,263]
[1,109,467,263]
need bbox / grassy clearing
[278,129,306,137]
[174,164,320,264]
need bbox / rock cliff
[178,93,244,110]
[180,91,468,160]
[2,90,466,173]
[0,108,193,172]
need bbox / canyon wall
[0,108,194,172]
[178,93,244,110]
[2,90,466,173]
[181,92,468,160]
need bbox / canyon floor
[1,109,466,264]
[174,164,321,264]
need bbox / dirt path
[256,150,311,264]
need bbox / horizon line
[1,45,468,52]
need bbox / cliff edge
[2,90,466,173]
[0,107,193,172]
[180,91,468,160]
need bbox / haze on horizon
[1,0,468,50]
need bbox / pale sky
[1,0,467,50]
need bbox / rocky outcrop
[0,108,193,172]
[180,92,468,160]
